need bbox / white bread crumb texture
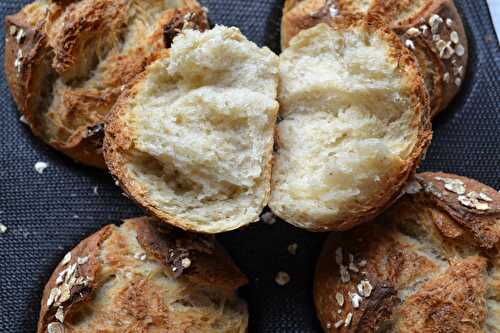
[123,26,279,231]
[271,23,421,227]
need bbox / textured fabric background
[0,1,498,332]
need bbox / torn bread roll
[5,0,208,168]
[314,172,500,332]
[104,26,280,233]
[269,16,432,231]
[38,217,248,333]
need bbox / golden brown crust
[37,224,113,333]
[5,0,208,168]
[281,0,468,117]
[416,172,500,248]
[37,216,248,333]
[314,172,499,332]
[395,256,488,333]
[134,217,248,290]
[271,14,432,232]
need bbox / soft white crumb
[0,223,7,234]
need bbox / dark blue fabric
[0,1,498,332]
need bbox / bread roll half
[281,0,468,117]
[38,217,248,333]
[314,172,500,332]
[269,16,432,231]
[104,26,280,233]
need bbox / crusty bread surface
[5,0,208,167]
[37,217,248,333]
[104,26,280,233]
[281,0,468,116]
[314,172,500,332]
[269,17,432,231]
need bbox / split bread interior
[106,17,431,233]
[105,26,280,233]
[269,17,431,231]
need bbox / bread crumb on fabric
[34,161,48,174]
[275,271,291,286]
[19,115,29,125]
[261,212,276,225]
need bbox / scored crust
[104,26,280,234]
[4,0,208,168]
[314,172,500,332]
[269,15,432,231]
[37,216,248,333]
[281,0,468,117]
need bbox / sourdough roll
[281,0,468,116]
[5,0,208,168]
[314,172,500,332]
[37,217,248,333]
[104,26,280,233]
[269,17,432,231]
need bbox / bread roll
[5,0,208,168]
[269,17,432,231]
[104,26,280,233]
[315,172,500,332]
[281,0,468,116]
[37,217,248,333]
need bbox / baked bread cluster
[270,17,432,231]
[314,172,500,332]
[37,217,249,333]
[282,0,468,116]
[104,26,280,233]
[4,2,490,332]
[5,0,208,167]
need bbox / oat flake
[287,243,298,255]
[334,320,344,328]
[47,322,64,333]
[349,292,362,308]
[335,292,344,307]
[358,280,373,297]
[340,265,350,283]
[61,252,71,266]
[344,312,353,327]
[455,44,465,56]
[275,271,290,286]
[181,258,191,268]
[479,192,493,202]
[55,306,64,323]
